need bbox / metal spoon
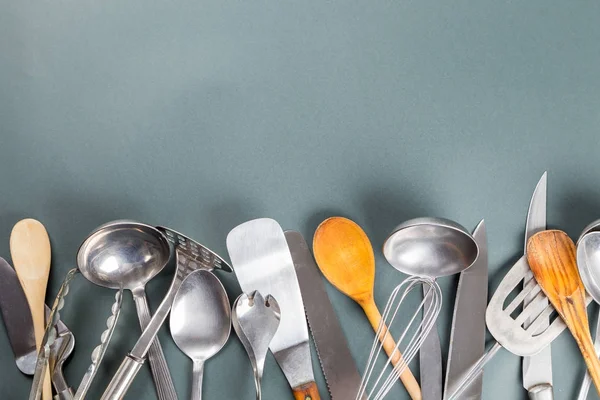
[232,291,281,400]
[576,227,600,400]
[77,220,177,400]
[170,269,231,400]
[383,217,479,400]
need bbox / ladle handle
[191,360,204,400]
[100,355,144,400]
[132,289,177,400]
[577,311,600,400]
[361,297,422,400]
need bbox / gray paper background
[1,1,600,399]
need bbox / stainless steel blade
[444,220,488,400]
[285,230,362,400]
[226,219,315,390]
[522,172,553,398]
[0,257,37,375]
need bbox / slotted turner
[446,254,592,400]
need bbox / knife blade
[444,220,488,400]
[226,218,320,400]
[285,230,362,400]
[0,256,37,375]
[522,172,553,399]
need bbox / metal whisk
[356,276,442,400]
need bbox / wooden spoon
[313,217,422,400]
[10,219,52,400]
[526,230,600,395]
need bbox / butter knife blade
[285,230,362,400]
[444,220,488,400]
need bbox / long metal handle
[528,384,554,400]
[421,284,442,400]
[446,342,502,400]
[191,360,204,400]
[100,355,145,400]
[53,388,74,400]
[577,311,600,400]
[132,288,178,400]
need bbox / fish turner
[446,255,592,400]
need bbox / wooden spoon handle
[292,381,321,400]
[362,297,422,400]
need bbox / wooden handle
[292,381,320,400]
[361,297,422,400]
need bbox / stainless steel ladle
[383,217,479,400]
[77,219,177,400]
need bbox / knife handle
[292,381,320,400]
[528,383,553,400]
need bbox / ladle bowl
[383,217,479,277]
[77,220,171,290]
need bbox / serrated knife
[444,220,488,400]
[522,172,553,400]
[285,230,363,400]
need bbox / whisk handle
[292,381,320,400]
[361,297,422,400]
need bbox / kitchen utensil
[313,217,421,400]
[226,218,321,400]
[30,269,78,400]
[11,218,52,400]
[576,222,600,400]
[170,269,231,400]
[50,317,75,400]
[77,220,177,400]
[357,275,441,400]
[29,267,124,400]
[383,217,479,400]
[101,227,231,400]
[0,257,76,398]
[527,230,600,394]
[445,251,592,400]
[74,289,124,400]
[232,291,281,400]
[522,172,553,400]
[286,230,363,400]
[0,256,37,375]
[444,220,488,400]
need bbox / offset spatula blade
[0,257,37,375]
[226,218,318,398]
[286,230,362,400]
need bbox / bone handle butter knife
[286,230,363,400]
[443,220,488,400]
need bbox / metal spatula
[446,254,592,400]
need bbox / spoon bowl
[170,269,231,400]
[383,217,479,277]
[577,232,600,303]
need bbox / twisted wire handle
[74,289,124,400]
[29,268,79,400]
